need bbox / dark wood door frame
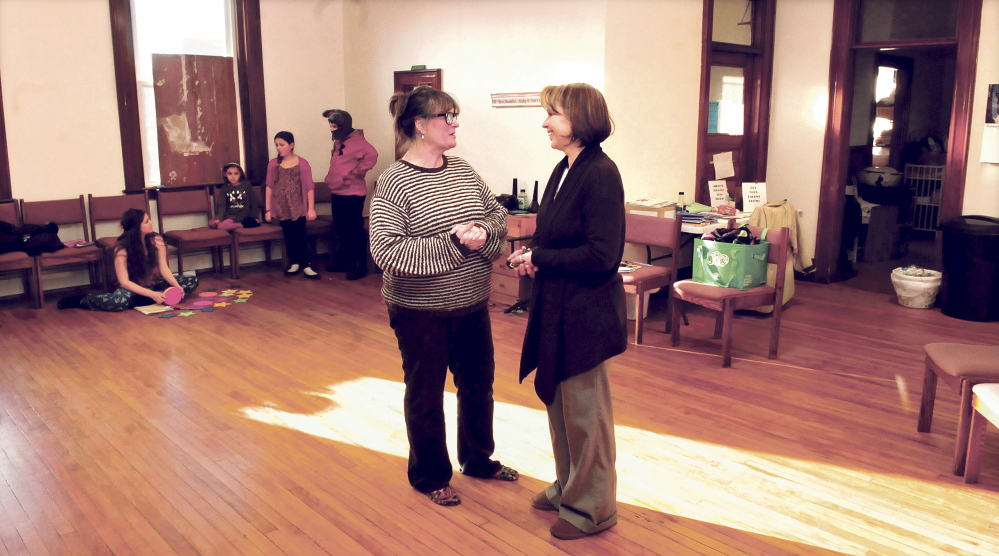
[814,0,981,283]
[695,0,775,204]
[109,0,267,190]
[0,71,11,200]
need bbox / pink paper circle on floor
[192,300,212,306]
[163,287,183,306]
[199,292,218,298]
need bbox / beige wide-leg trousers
[543,360,618,533]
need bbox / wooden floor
[2,267,998,555]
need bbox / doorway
[813,0,981,285]
[840,45,955,294]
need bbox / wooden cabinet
[491,214,536,306]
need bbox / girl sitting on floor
[57,209,198,311]
[209,162,259,231]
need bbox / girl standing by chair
[57,209,198,311]
[210,162,259,231]
[265,131,320,279]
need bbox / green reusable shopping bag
[692,231,770,290]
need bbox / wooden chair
[156,187,232,274]
[917,343,999,475]
[20,196,105,307]
[0,199,41,307]
[306,181,334,264]
[621,212,682,344]
[87,191,150,288]
[230,184,284,279]
[964,383,999,484]
[670,225,790,367]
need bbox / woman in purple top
[265,131,320,280]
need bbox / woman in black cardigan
[508,83,626,540]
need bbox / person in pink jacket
[322,109,378,280]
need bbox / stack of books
[676,211,722,225]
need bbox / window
[132,0,235,186]
[696,0,775,206]
[110,0,267,191]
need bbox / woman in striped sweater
[370,86,518,507]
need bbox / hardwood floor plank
[2,270,998,555]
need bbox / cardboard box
[626,199,676,218]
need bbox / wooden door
[392,69,442,159]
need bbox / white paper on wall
[742,182,768,214]
[713,152,735,179]
[981,124,999,164]
[708,180,729,207]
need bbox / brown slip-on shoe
[550,518,592,540]
[531,491,557,511]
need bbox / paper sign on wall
[982,124,999,164]
[742,182,767,214]
[712,151,735,179]
[708,180,729,207]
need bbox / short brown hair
[388,86,460,146]
[539,83,613,147]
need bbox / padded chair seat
[672,279,776,313]
[306,219,332,232]
[925,343,999,378]
[620,265,669,284]
[96,237,117,250]
[233,223,284,240]
[164,228,231,246]
[0,251,34,267]
[37,245,103,266]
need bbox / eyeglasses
[427,112,458,125]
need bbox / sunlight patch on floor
[239,377,996,556]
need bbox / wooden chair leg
[175,248,185,274]
[670,297,682,347]
[964,406,988,483]
[916,367,938,433]
[634,288,645,344]
[231,241,241,279]
[713,312,724,339]
[721,304,734,367]
[954,381,975,476]
[768,312,781,359]
[664,288,673,334]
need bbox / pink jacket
[324,129,378,197]
[265,157,315,216]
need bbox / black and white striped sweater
[370,156,507,313]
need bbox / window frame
[695,0,776,205]
[812,0,981,282]
[109,0,268,191]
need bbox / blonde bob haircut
[539,83,614,147]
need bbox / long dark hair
[388,86,459,146]
[115,208,158,282]
[274,131,295,163]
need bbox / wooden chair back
[21,196,91,242]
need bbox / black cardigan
[518,145,628,405]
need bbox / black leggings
[80,274,199,312]
[279,217,310,266]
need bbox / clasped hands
[451,222,487,251]
[506,247,537,277]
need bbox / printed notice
[713,151,735,179]
[708,180,729,207]
[742,182,767,214]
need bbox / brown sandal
[427,486,461,506]
[491,465,520,481]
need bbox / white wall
[343,0,609,202]
[963,0,999,216]
[765,0,835,267]
[605,0,703,201]
[260,0,345,175]
[0,0,125,201]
